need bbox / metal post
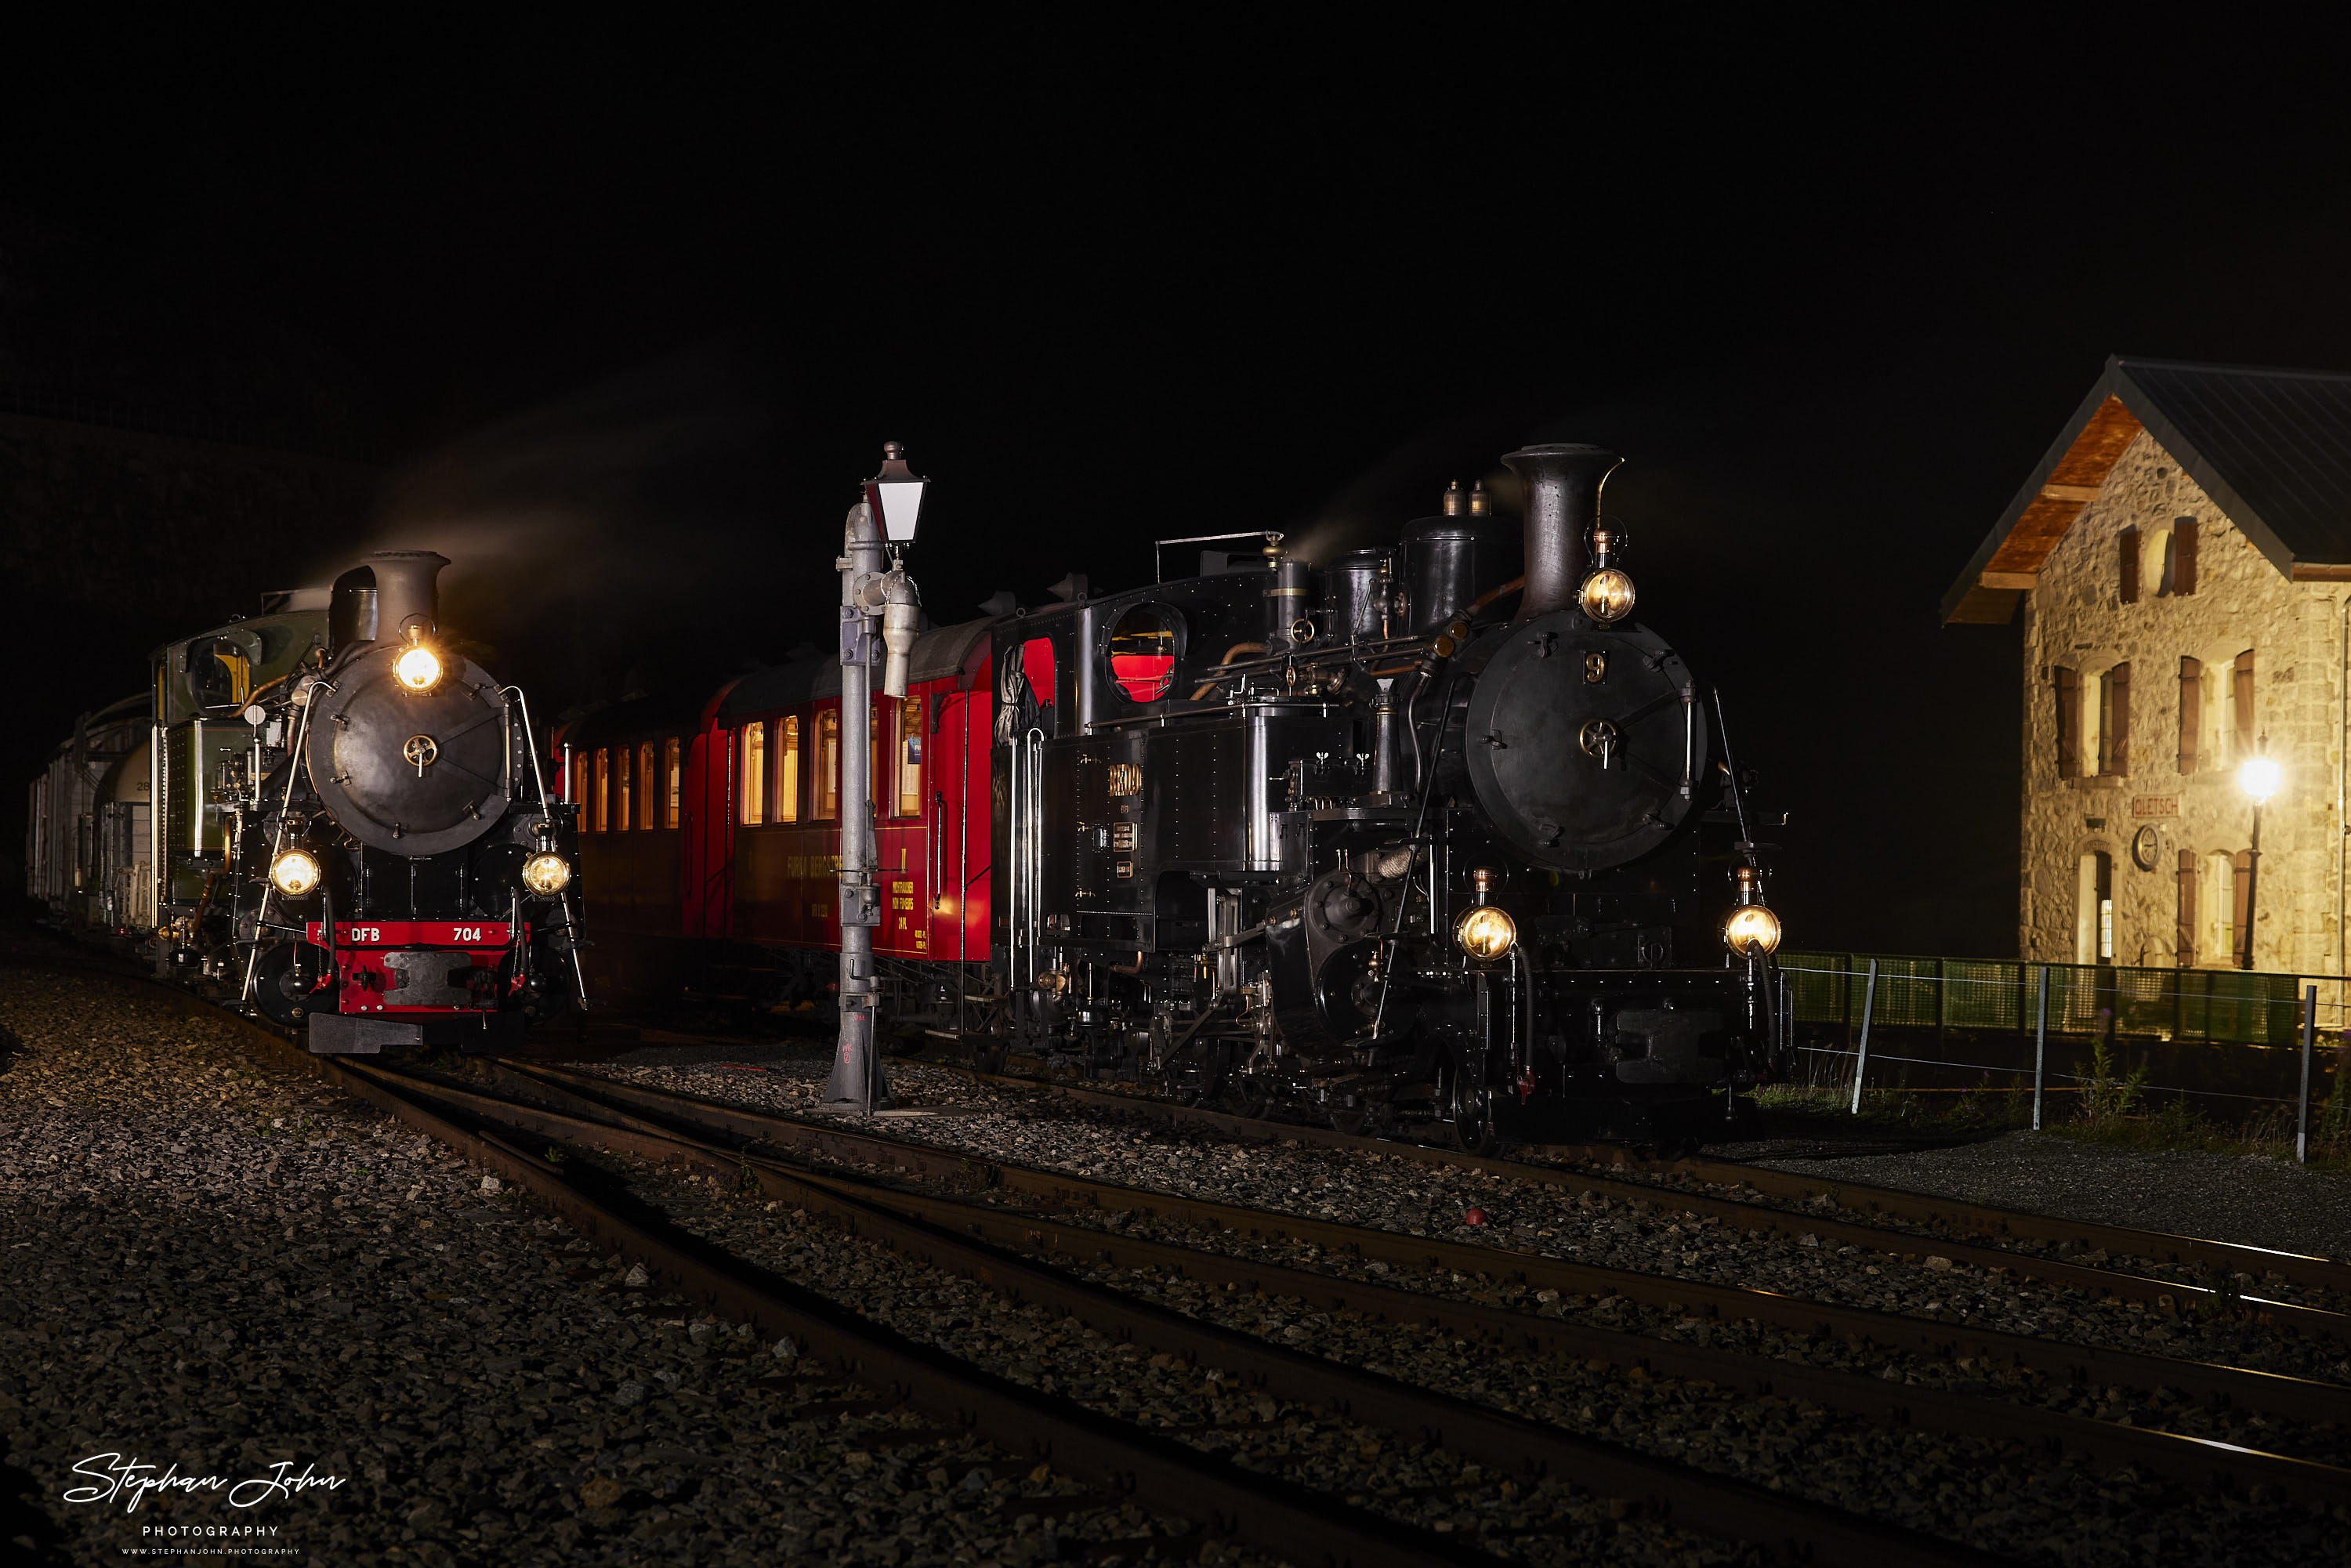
[2241,802,2263,971]
[2033,965,2049,1131]
[1849,958,1878,1115]
[826,502,888,1113]
[2299,983,2318,1164]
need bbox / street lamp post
[823,443,927,1113]
[2237,746,2282,972]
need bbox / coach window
[896,697,925,817]
[816,710,840,819]
[777,716,800,822]
[573,752,592,823]
[741,722,766,826]
[636,742,654,829]
[617,745,632,831]
[592,749,609,833]
[663,737,681,829]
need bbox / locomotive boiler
[27,550,586,1052]
[990,445,1785,1148]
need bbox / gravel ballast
[0,972,1249,1566]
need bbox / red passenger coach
[559,619,999,1037]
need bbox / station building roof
[1942,356,2351,625]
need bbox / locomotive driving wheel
[1440,1044,1499,1156]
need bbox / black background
[7,20,2351,956]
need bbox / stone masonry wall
[2020,427,2346,980]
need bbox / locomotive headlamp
[393,628,442,693]
[269,848,323,897]
[521,852,573,896]
[1455,904,1516,961]
[1579,567,1636,624]
[1723,904,1783,957]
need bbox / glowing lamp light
[1723,904,1783,957]
[521,853,573,895]
[1579,567,1636,624]
[269,849,323,897]
[394,640,442,692]
[2239,755,2283,805]
[865,441,928,545]
[1456,905,1516,961]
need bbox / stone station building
[1943,357,2351,981]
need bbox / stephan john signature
[63,1453,347,1514]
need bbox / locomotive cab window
[1107,604,1180,702]
[741,722,766,825]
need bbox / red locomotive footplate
[305,922,516,947]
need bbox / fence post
[2034,965,2049,1132]
[1849,958,1878,1115]
[2300,983,2317,1164]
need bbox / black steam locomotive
[993,445,1785,1148]
[27,550,585,1052]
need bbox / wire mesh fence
[1777,951,2351,1161]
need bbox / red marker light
[1463,1208,1487,1227]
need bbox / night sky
[7,23,2351,958]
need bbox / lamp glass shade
[870,479,926,543]
[2238,755,2283,804]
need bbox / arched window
[2075,850,2113,964]
[741,722,766,825]
[2202,849,2236,967]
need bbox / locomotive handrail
[1150,529,1281,584]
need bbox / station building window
[2075,850,2113,964]
[777,716,799,822]
[741,722,766,826]
[663,737,681,829]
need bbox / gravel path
[0,972,1250,1566]
[1748,1130,2351,1260]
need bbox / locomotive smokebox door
[1462,610,1707,872]
[302,654,513,855]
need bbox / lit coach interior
[553,619,993,1030]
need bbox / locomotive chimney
[365,550,451,641]
[1501,444,1620,623]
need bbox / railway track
[31,966,2351,1562]
[469,1059,2351,1507]
[910,1052,2351,1320]
[83,983,2012,1568]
